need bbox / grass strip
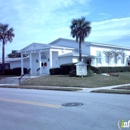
[91,89,130,94]
[0,85,82,91]
[112,86,130,90]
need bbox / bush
[87,69,94,77]
[60,63,76,75]
[89,66,101,74]
[4,69,13,75]
[13,67,27,76]
[98,66,130,73]
[50,68,61,75]
[69,69,76,77]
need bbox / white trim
[21,53,24,75]
[29,53,32,75]
[38,52,42,74]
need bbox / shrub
[87,69,94,77]
[60,63,76,75]
[69,69,76,77]
[4,69,13,75]
[89,66,101,74]
[13,67,27,76]
[50,68,61,75]
[98,66,130,73]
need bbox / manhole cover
[62,102,83,107]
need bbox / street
[0,88,129,130]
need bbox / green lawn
[21,72,130,88]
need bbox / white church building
[1,38,130,75]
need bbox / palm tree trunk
[79,39,82,62]
[2,40,5,75]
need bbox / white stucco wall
[51,39,90,55]
[10,59,29,69]
[90,46,130,67]
[52,51,59,68]
[59,57,72,65]
[72,57,78,63]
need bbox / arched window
[41,54,47,59]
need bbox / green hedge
[50,63,101,75]
[13,67,27,76]
[49,68,61,75]
[50,64,130,75]
[4,69,13,75]
[60,63,76,75]
[89,66,101,74]
[98,66,130,73]
[50,63,76,75]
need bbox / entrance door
[41,53,49,74]
[41,59,48,74]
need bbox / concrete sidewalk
[78,84,130,92]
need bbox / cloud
[87,17,130,46]
[0,0,92,56]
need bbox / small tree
[7,50,28,58]
[104,50,126,66]
[120,51,126,64]
[112,50,122,66]
[103,50,114,66]
[7,50,20,58]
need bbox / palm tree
[70,17,91,62]
[0,23,15,74]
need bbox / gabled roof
[20,40,75,53]
[20,42,48,52]
[20,38,130,54]
[86,42,130,50]
[49,38,76,45]
[50,38,130,50]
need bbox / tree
[0,23,15,74]
[70,17,91,61]
[103,50,114,66]
[120,50,126,64]
[7,50,20,58]
[112,50,122,66]
[103,50,126,66]
[7,50,28,58]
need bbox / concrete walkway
[78,84,130,92]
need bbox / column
[38,51,42,74]
[95,57,98,67]
[21,53,24,75]
[29,52,32,75]
[49,49,52,68]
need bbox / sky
[0,0,130,56]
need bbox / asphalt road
[0,88,129,130]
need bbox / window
[122,53,125,64]
[96,51,101,64]
[41,54,47,59]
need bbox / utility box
[76,62,87,76]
